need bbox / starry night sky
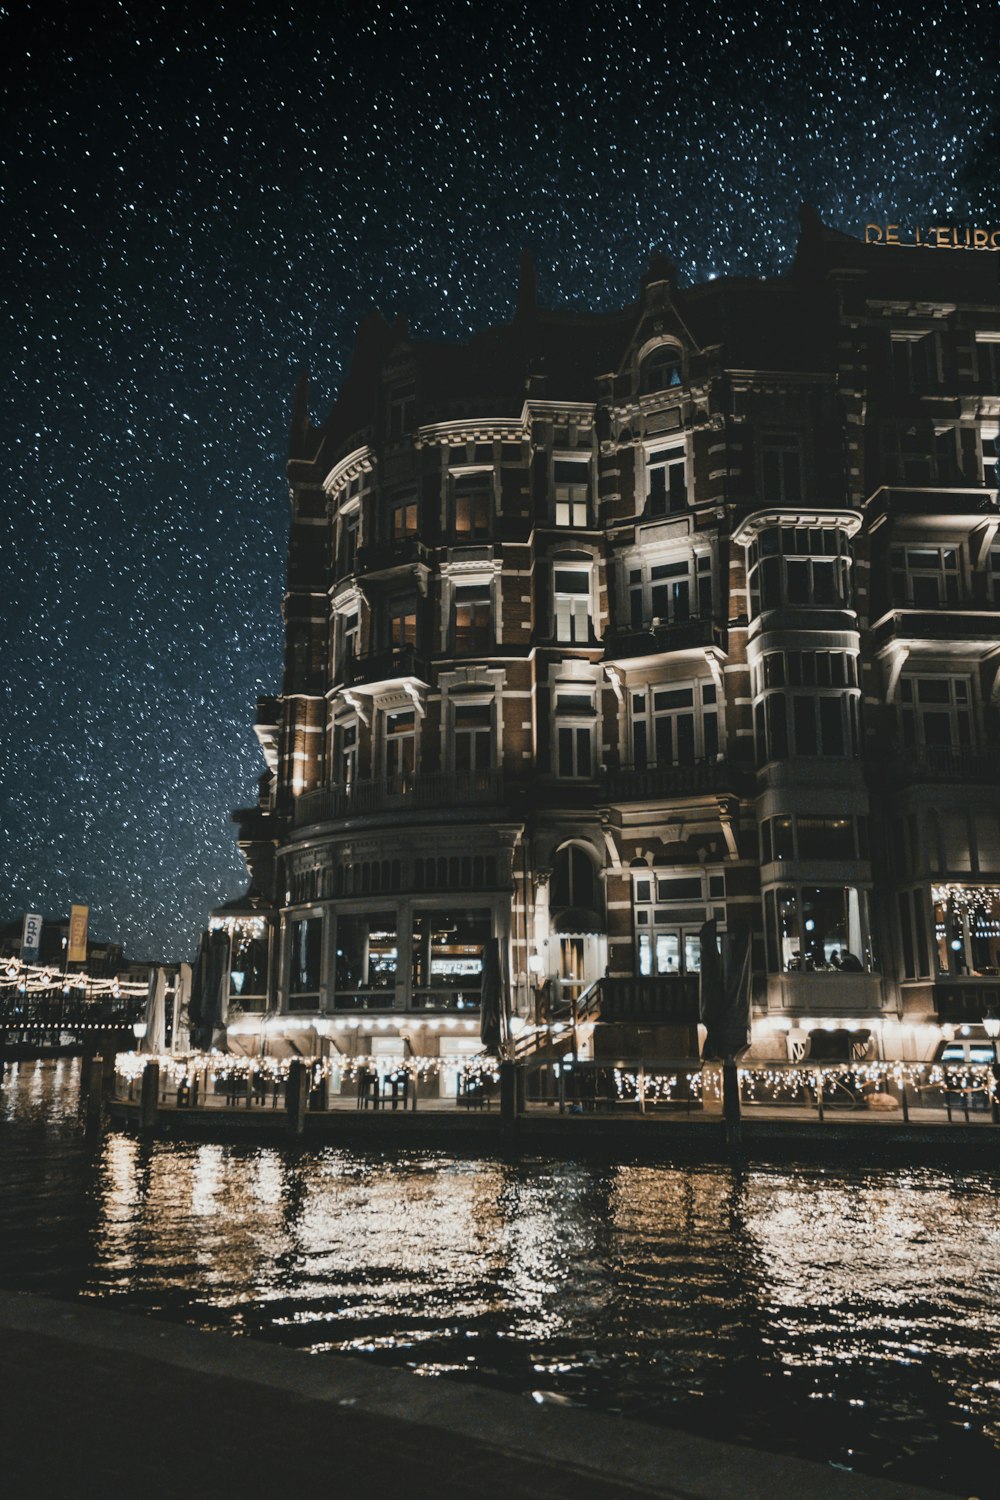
[3,0,999,959]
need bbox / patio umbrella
[479,937,505,1056]
[699,919,751,1061]
[189,930,229,1050]
[143,967,167,1054]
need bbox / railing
[343,646,429,688]
[872,745,1000,785]
[0,992,146,1031]
[603,617,723,661]
[599,759,745,801]
[595,975,699,1024]
[356,537,429,574]
[294,767,504,826]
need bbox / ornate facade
[226,211,1000,1071]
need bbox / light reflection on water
[1,1060,998,1493]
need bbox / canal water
[2,1059,998,1494]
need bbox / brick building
[226,210,1000,1071]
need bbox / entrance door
[559,937,585,1012]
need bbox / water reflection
[0,1060,997,1492]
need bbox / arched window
[551,844,598,911]
[640,344,683,394]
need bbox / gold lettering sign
[68,903,89,963]
[865,223,1000,250]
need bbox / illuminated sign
[865,223,1000,250]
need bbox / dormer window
[640,344,683,394]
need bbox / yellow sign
[68,904,89,963]
[865,223,1000,250]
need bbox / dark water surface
[2,1059,998,1494]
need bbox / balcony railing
[343,646,429,689]
[593,975,699,1025]
[356,537,429,575]
[293,767,504,826]
[603,616,723,661]
[599,758,747,801]
[873,745,1000,785]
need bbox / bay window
[764,886,876,973]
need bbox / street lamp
[983,1015,1000,1125]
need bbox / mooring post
[500,1060,517,1122]
[85,1055,105,1128]
[140,1061,160,1133]
[723,1057,741,1147]
[286,1059,308,1137]
[815,1069,825,1122]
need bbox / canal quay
[1,1057,998,1499]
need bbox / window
[389,492,418,539]
[989,548,1000,606]
[646,446,686,516]
[746,527,852,615]
[387,384,415,439]
[753,652,860,764]
[334,719,358,789]
[554,689,595,778]
[389,598,417,650]
[975,337,1000,392]
[554,459,590,526]
[336,509,359,576]
[627,552,711,629]
[454,584,492,654]
[411,909,490,1008]
[554,567,592,643]
[453,701,493,772]
[891,332,936,392]
[288,915,322,996]
[631,682,718,769]
[335,912,398,993]
[640,344,683,394]
[335,610,360,673]
[760,814,859,863]
[761,438,802,503]
[384,708,417,784]
[452,471,492,540]
[632,871,709,976]
[551,845,598,911]
[890,544,962,607]
[933,884,1000,977]
[764,886,875,972]
[981,427,999,489]
[900,676,973,752]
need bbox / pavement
[0,1289,968,1500]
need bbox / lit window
[288,915,323,995]
[639,344,683,394]
[454,584,492,654]
[554,459,590,526]
[389,599,417,650]
[390,493,418,539]
[646,446,686,516]
[335,912,398,993]
[553,567,592,643]
[764,886,875,973]
[452,471,492,539]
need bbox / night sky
[3,0,999,960]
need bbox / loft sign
[865,223,1000,250]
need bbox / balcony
[873,609,1000,654]
[603,616,724,662]
[599,758,750,802]
[593,975,699,1025]
[343,645,429,690]
[355,536,429,578]
[870,745,1000,787]
[293,767,504,827]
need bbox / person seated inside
[832,949,863,971]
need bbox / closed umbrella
[143,968,167,1054]
[479,937,505,1056]
[699,919,751,1061]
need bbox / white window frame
[644,443,687,517]
[629,679,720,769]
[552,453,591,527]
[553,563,593,643]
[552,683,597,779]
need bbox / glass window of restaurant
[932,885,1000,977]
[411,908,491,1010]
[287,914,323,1003]
[763,886,876,973]
[633,871,726,977]
[333,912,398,1006]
